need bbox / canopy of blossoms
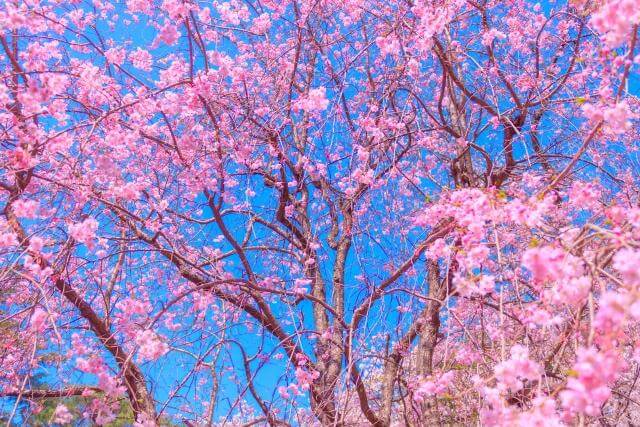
[1,0,639,425]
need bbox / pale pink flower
[560,348,624,416]
[12,199,39,219]
[53,404,73,424]
[522,246,582,283]
[569,181,601,210]
[591,0,640,47]
[129,48,153,71]
[414,371,455,402]
[29,307,49,333]
[494,345,541,392]
[28,236,45,253]
[594,291,632,330]
[252,13,271,33]
[0,232,19,248]
[156,23,181,46]
[481,28,506,46]
[603,101,633,134]
[134,411,156,427]
[294,87,329,113]
[69,218,99,249]
[135,330,169,361]
[613,248,640,287]
[104,47,126,65]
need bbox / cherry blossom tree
[1,0,639,425]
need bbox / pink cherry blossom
[494,345,541,392]
[68,218,99,249]
[613,248,640,287]
[294,87,329,113]
[53,404,73,424]
[29,308,48,334]
[135,330,169,362]
[560,348,625,417]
